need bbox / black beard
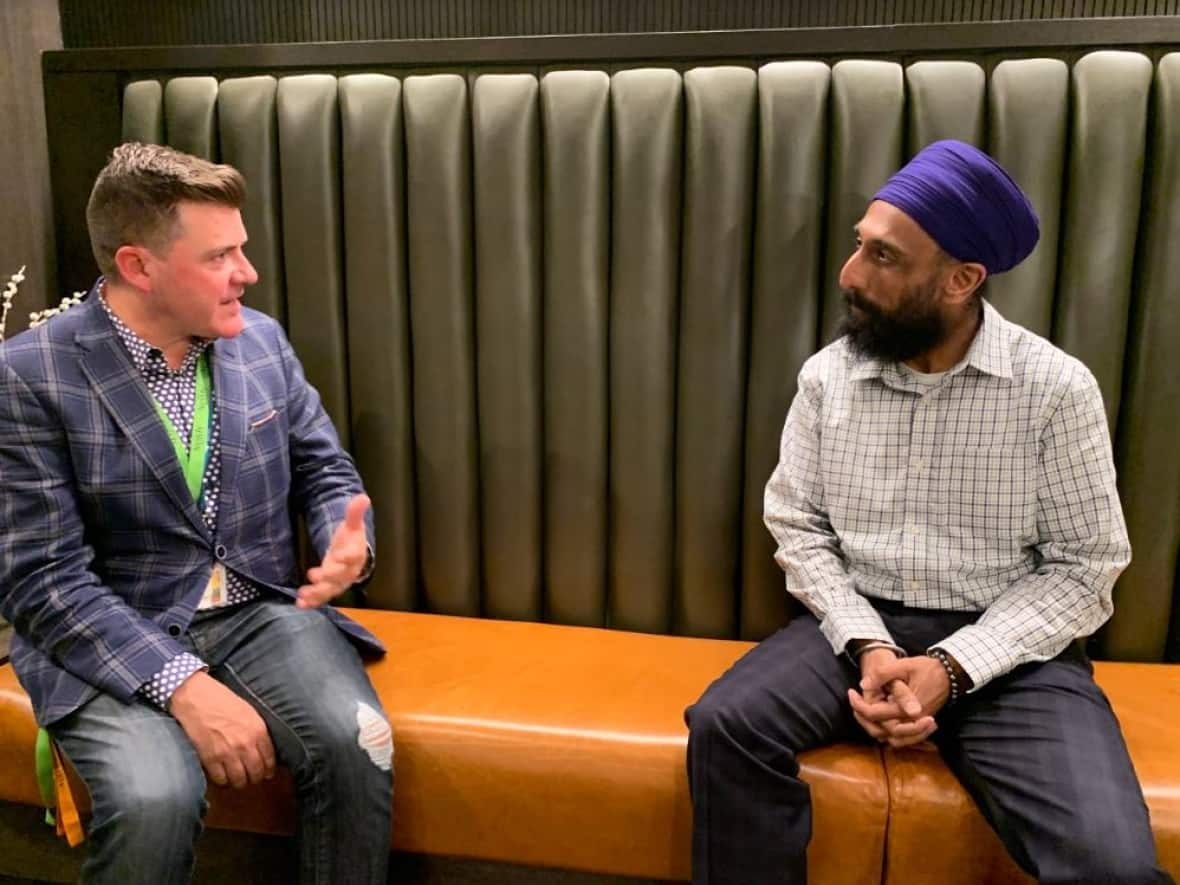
[837,281,947,363]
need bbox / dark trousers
[685,602,1172,885]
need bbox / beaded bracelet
[928,648,961,703]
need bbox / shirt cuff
[930,624,1019,692]
[817,602,896,657]
[138,652,207,710]
[356,543,375,584]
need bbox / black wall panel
[60,0,1180,49]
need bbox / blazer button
[215,544,227,560]
[167,624,181,637]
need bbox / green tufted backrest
[117,51,1180,661]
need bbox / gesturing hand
[296,494,370,610]
[170,671,276,789]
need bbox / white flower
[1,268,87,341]
[28,291,86,329]
[0,266,27,343]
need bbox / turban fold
[872,139,1040,275]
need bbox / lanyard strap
[151,351,212,503]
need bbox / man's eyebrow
[852,226,904,258]
[201,239,247,258]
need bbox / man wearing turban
[685,140,1171,883]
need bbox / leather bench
[0,609,889,883]
[2,613,1177,882]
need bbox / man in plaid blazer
[0,144,393,884]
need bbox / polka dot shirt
[100,293,262,708]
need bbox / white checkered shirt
[764,300,1131,690]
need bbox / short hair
[86,143,246,281]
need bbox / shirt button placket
[905,395,935,600]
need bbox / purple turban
[872,140,1040,275]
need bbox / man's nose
[237,254,259,286]
[837,249,863,292]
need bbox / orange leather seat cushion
[0,609,889,882]
[882,661,1180,884]
[0,662,40,809]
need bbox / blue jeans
[49,599,393,885]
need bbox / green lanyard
[152,351,212,503]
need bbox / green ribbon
[152,351,212,503]
[35,727,55,824]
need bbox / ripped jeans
[49,599,393,885]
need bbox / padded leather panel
[402,74,481,616]
[112,51,1179,655]
[1105,52,1180,661]
[986,58,1068,338]
[539,70,610,628]
[905,60,985,152]
[882,662,1180,884]
[1053,51,1153,433]
[275,74,351,445]
[163,76,218,161]
[608,68,682,634]
[217,76,286,324]
[471,74,544,622]
[740,61,830,640]
[822,60,904,341]
[338,73,417,612]
[121,79,162,144]
[676,65,757,638]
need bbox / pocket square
[248,409,279,431]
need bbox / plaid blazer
[0,288,383,726]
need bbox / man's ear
[112,245,156,293]
[943,261,987,305]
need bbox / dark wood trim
[43,17,1180,74]
[42,71,124,295]
[57,0,1180,51]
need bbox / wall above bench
[40,20,1180,663]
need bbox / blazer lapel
[75,298,210,538]
[211,335,248,518]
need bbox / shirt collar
[97,278,211,376]
[847,298,1013,383]
[965,299,1013,379]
